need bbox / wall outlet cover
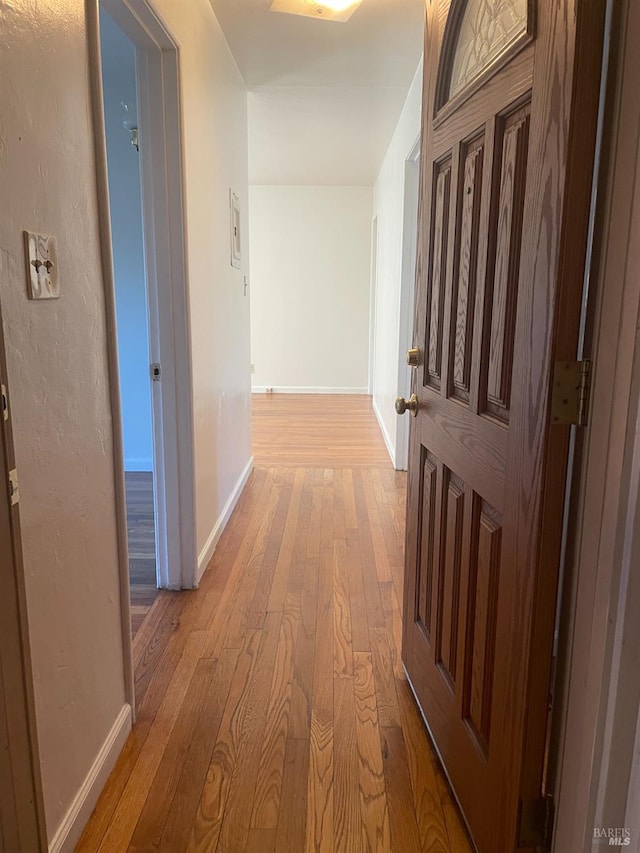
[24,231,59,300]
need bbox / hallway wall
[249,185,372,393]
[371,60,423,464]
[0,0,251,846]
[143,0,252,575]
[0,0,128,842]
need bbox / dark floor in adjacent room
[125,471,158,639]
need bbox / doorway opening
[100,9,157,637]
[395,136,421,471]
[94,0,197,645]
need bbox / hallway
[78,395,472,852]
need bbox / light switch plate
[24,231,59,300]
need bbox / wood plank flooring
[125,472,158,639]
[253,394,392,468]
[78,395,472,852]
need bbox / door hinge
[8,468,19,506]
[518,795,554,850]
[551,359,591,426]
[1,384,7,422]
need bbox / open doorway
[92,0,197,642]
[395,136,420,471]
[100,9,157,637]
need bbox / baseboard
[48,704,132,853]
[251,386,368,395]
[196,455,254,583]
[124,457,153,472]
[372,397,396,467]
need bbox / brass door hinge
[518,795,554,850]
[551,359,591,426]
[8,468,19,506]
[1,384,7,422]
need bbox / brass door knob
[395,393,419,417]
[407,347,420,368]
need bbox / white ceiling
[208,0,424,185]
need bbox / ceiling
[208,0,425,185]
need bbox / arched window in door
[436,0,533,116]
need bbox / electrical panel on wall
[269,0,363,23]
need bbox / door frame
[394,134,421,471]
[551,0,640,847]
[87,0,196,597]
[368,216,379,395]
[0,302,47,850]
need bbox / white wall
[249,185,372,393]
[371,60,423,464]
[0,0,251,844]
[100,10,154,472]
[150,0,252,571]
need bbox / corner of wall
[196,455,254,585]
[48,704,132,853]
[372,396,396,468]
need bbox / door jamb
[88,0,197,595]
[551,0,640,847]
[394,134,421,471]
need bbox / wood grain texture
[466,501,501,750]
[417,454,437,636]
[404,0,607,850]
[450,137,483,403]
[426,161,452,388]
[252,394,391,468]
[353,652,390,852]
[78,395,469,852]
[438,472,464,686]
[484,105,530,422]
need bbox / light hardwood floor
[78,394,472,852]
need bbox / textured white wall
[249,186,372,392]
[0,0,251,842]
[151,0,252,564]
[0,0,127,838]
[371,61,423,463]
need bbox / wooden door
[402,1,606,850]
[0,303,46,851]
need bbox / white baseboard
[124,457,153,472]
[372,397,396,468]
[251,386,368,395]
[48,704,132,853]
[197,456,254,584]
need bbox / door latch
[150,363,162,381]
[1,384,7,422]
